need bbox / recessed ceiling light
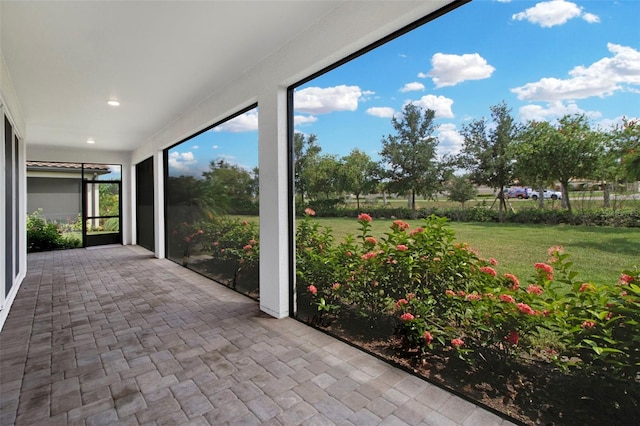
[87,138,95,144]
[107,100,120,106]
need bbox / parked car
[504,186,531,199]
[530,189,562,200]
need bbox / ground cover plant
[294,209,640,425]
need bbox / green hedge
[297,205,640,227]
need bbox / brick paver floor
[0,246,517,425]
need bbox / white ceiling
[1,1,455,152]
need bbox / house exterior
[0,0,463,329]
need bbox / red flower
[332,283,341,291]
[400,312,415,322]
[423,331,433,345]
[396,244,408,251]
[308,285,317,296]
[365,237,377,245]
[409,227,424,236]
[534,263,554,280]
[547,245,564,256]
[249,239,257,245]
[489,258,499,266]
[579,283,594,292]
[619,274,634,285]
[480,266,497,277]
[243,244,253,250]
[451,338,464,348]
[581,320,596,329]
[505,331,519,345]
[242,220,249,226]
[197,229,204,235]
[466,293,481,302]
[499,294,515,304]
[517,303,535,315]
[445,289,456,297]
[357,213,372,222]
[304,207,316,216]
[396,299,409,309]
[184,236,191,243]
[526,284,543,295]
[392,220,410,230]
[361,251,377,260]
[503,273,520,291]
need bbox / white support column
[155,150,165,259]
[258,86,290,319]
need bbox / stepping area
[0,246,515,425]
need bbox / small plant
[27,209,80,252]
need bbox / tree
[514,121,556,209]
[545,114,604,219]
[293,132,321,205]
[446,175,478,208]
[379,103,441,210]
[306,154,342,200]
[202,159,257,214]
[458,102,520,215]
[341,149,379,209]
[613,117,640,181]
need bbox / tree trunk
[561,182,573,223]
[411,189,416,210]
[356,194,360,210]
[538,185,544,209]
[603,182,611,208]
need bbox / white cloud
[168,151,197,172]
[366,107,395,118]
[417,72,428,79]
[425,53,495,88]
[294,114,318,126]
[294,85,365,114]
[212,145,219,149]
[511,43,640,102]
[406,95,455,119]
[400,82,425,93]
[192,145,199,149]
[436,123,465,156]
[517,100,601,122]
[213,110,258,133]
[512,0,599,28]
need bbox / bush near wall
[27,209,81,252]
[297,205,640,227]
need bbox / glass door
[82,164,122,247]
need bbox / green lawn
[307,217,640,286]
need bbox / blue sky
[169,0,639,176]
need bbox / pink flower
[184,236,191,243]
[579,283,594,292]
[304,207,316,216]
[332,283,341,291]
[581,320,596,329]
[499,294,515,304]
[445,289,456,297]
[451,338,464,348]
[505,331,519,345]
[360,251,378,260]
[197,229,204,235]
[526,285,543,295]
[547,245,564,256]
[392,220,410,230]
[396,299,409,309]
[457,290,466,297]
[249,239,257,245]
[517,303,535,315]
[213,241,219,246]
[489,258,499,266]
[308,285,317,296]
[409,227,424,236]
[243,244,253,250]
[480,266,497,277]
[357,213,372,222]
[400,312,415,322]
[407,293,415,300]
[423,331,433,345]
[242,220,249,226]
[466,293,481,302]
[365,237,377,245]
[534,263,554,280]
[503,273,520,291]
[396,244,408,251]
[619,274,634,285]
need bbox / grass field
[306,217,640,286]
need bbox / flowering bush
[295,212,640,381]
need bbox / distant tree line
[296,102,639,222]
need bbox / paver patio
[0,245,516,425]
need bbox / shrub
[27,209,80,252]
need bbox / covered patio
[0,246,512,425]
